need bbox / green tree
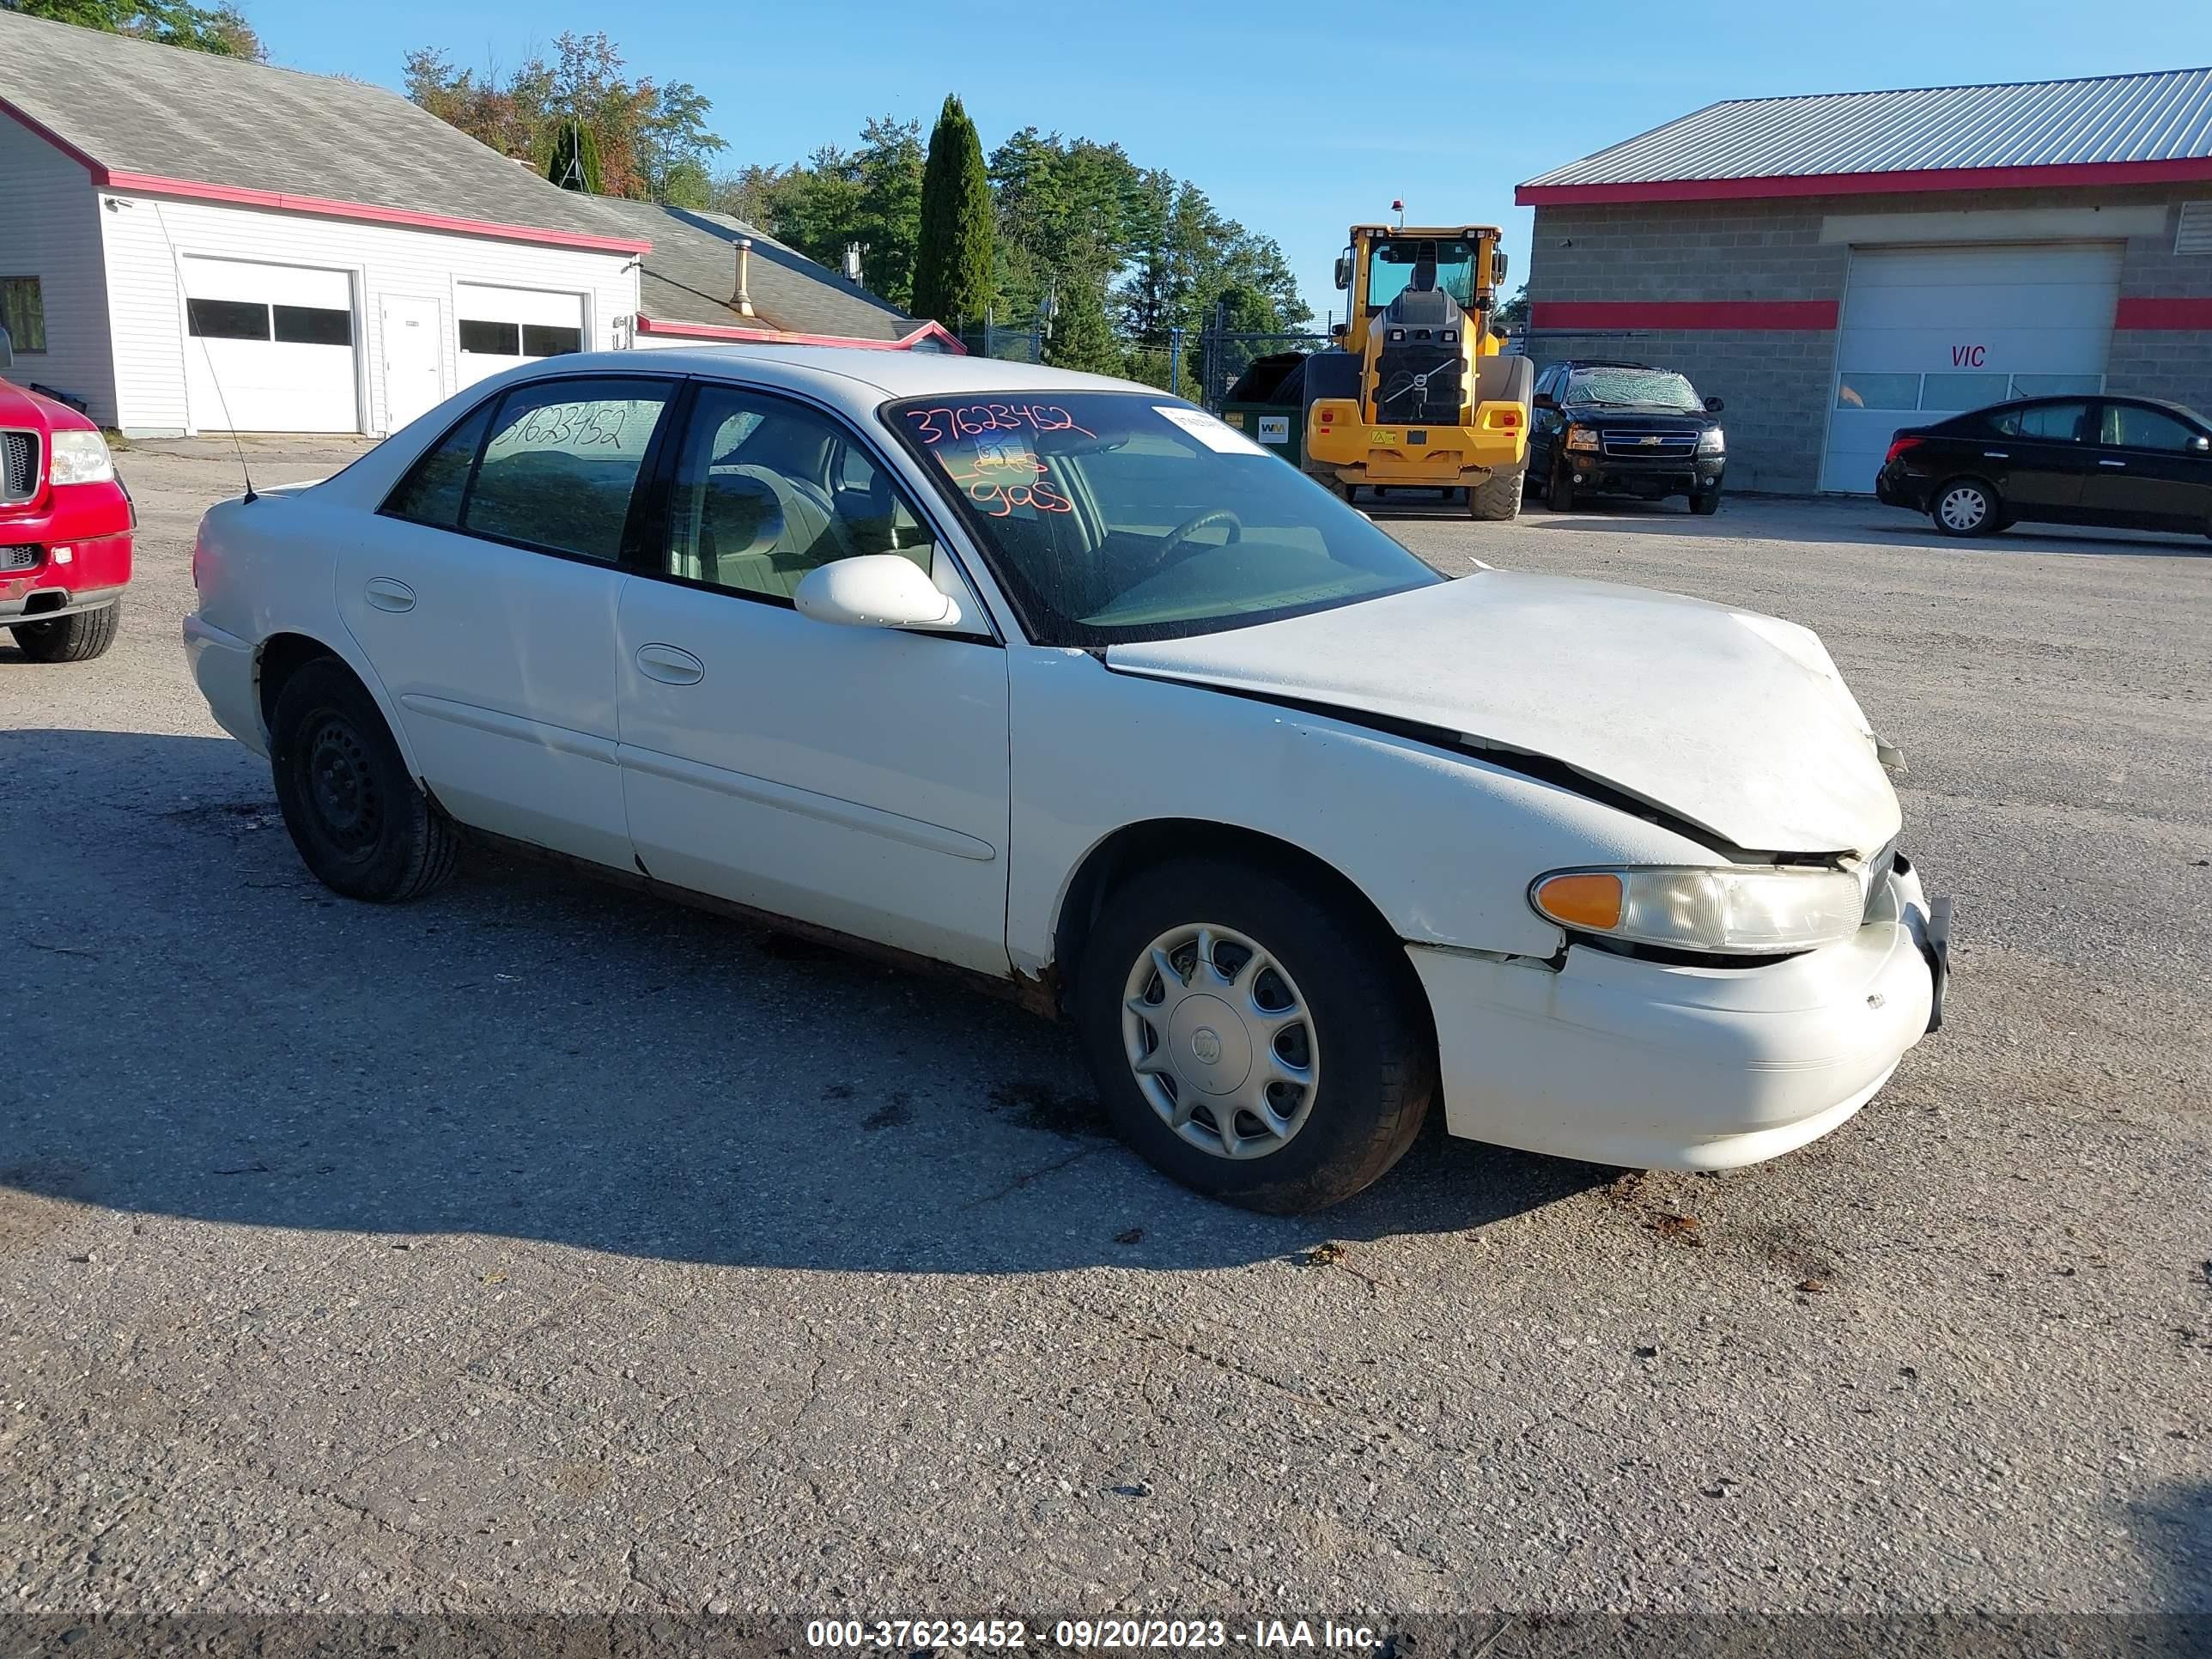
[1042,275,1119,374]
[545,118,602,194]
[854,116,924,308]
[404,32,722,204]
[1492,283,1528,333]
[911,94,994,332]
[6,0,264,57]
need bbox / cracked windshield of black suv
[889,393,1440,647]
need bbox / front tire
[11,602,121,662]
[1074,856,1434,1213]
[269,656,457,902]
[1688,485,1721,516]
[1932,477,2000,538]
[1469,465,1525,520]
[1549,458,1577,511]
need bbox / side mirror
[0,325,13,372]
[1705,395,1725,413]
[1329,322,1347,339]
[794,554,961,631]
[2193,434,2210,453]
[1333,252,1352,292]
[1532,391,1558,410]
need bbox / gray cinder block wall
[1522,185,2212,493]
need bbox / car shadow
[1524,497,2212,557]
[0,727,1611,1277]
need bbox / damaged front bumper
[1410,860,1952,1170]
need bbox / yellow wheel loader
[1300,224,1532,520]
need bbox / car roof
[544,344,1144,409]
[1559,360,1670,373]
[1948,392,2206,420]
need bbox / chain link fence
[1195,329,1334,411]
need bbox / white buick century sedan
[184,349,1950,1212]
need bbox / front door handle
[2099,459,2128,468]
[635,642,704,685]
[1982,450,2008,459]
[364,577,416,613]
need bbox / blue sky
[252,0,2212,323]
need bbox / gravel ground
[3,440,2207,1622]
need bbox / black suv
[1528,360,1727,514]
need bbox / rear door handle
[2099,459,2128,468]
[1982,450,2008,459]
[635,642,704,685]
[364,577,416,613]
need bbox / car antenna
[145,200,257,501]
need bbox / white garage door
[1820,244,2121,493]
[181,257,361,433]
[455,284,586,390]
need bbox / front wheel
[1932,477,2000,538]
[270,656,457,902]
[1469,465,1525,520]
[1075,857,1434,1213]
[1688,486,1721,516]
[11,602,121,663]
[1548,459,1577,512]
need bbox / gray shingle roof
[565,199,922,342]
[0,9,639,246]
[1522,66,2212,196]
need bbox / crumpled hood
[1106,569,1902,856]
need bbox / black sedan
[1875,394,2212,538]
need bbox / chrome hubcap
[1121,923,1319,1160]
[1940,487,1986,530]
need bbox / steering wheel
[1151,507,1243,568]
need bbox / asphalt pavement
[3,440,2206,1622]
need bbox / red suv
[2,339,132,663]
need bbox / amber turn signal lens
[1534,872,1624,931]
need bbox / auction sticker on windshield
[1154,404,1269,456]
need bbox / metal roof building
[1516,69,2212,494]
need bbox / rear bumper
[182,613,266,756]
[1412,863,1946,1170]
[1307,405,1528,485]
[1875,465,1928,509]
[0,531,132,620]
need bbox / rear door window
[460,379,675,562]
[1989,403,2087,441]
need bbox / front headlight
[1697,427,1725,454]
[1565,426,1601,453]
[48,429,116,486]
[1531,865,1863,956]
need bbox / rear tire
[11,601,121,662]
[269,656,457,902]
[1074,856,1434,1213]
[1469,465,1525,521]
[1931,477,2000,538]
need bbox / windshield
[886,392,1443,647]
[1566,367,1703,411]
[1366,238,1475,311]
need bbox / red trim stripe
[635,313,967,354]
[103,173,653,253]
[1528,300,1838,331]
[2114,297,2212,330]
[1516,155,2212,207]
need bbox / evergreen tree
[546,118,603,194]
[1043,276,1120,375]
[911,94,994,332]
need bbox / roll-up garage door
[1820,243,2122,494]
[181,257,361,433]
[455,284,586,390]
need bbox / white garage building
[1517,68,2212,493]
[0,10,954,439]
